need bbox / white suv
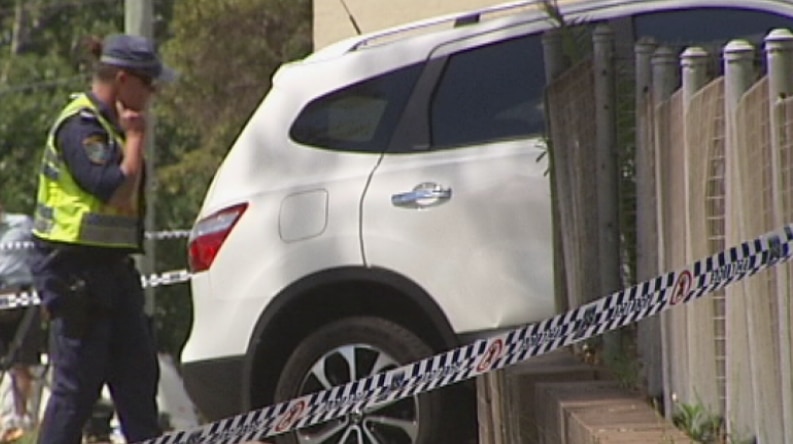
[181,1,793,442]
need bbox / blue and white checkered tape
[0,269,192,310]
[0,240,34,251]
[137,223,793,444]
[0,229,191,252]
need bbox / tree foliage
[0,0,313,359]
[152,0,312,357]
[0,0,124,214]
[155,0,311,229]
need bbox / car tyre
[273,316,448,444]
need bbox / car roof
[308,0,793,59]
[272,0,793,103]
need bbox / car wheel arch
[241,265,457,412]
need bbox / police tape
[0,240,33,251]
[0,269,192,310]
[144,230,192,240]
[140,269,192,288]
[139,223,793,444]
[0,229,191,251]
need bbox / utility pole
[125,0,157,318]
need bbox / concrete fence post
[651,46,679,259]
[681,45,720,414]
[765,28,793,443]
[593,23,622,363]
[681,47,709,106]
[651,46,679,105]
[542,29,566,83]
[724,41,755,115]
[650,45,678,417]
[635,38,659,281]
[592,24,622,362]
[634,36,663,400]
[593,24,619,291]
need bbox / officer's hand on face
[116,101,147,138]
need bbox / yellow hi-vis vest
[33,93,142,250]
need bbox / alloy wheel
[293,344,419,444]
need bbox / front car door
[361,28,557,334]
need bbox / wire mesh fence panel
[636,87,663,395]
[546,58,599,310]
[615,54,638,289]
[683,78,724,413]
[655,91,692,404]
[545,28,793,442]
[733,78,784,442]
[702,79,728,414]
[669,91,692,406]
[776,96,793,441]
[724,130,757,439]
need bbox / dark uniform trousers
[31,247,160,444]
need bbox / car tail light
[188,203,248,273]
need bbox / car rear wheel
[273,316,447,444]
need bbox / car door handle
[391,183,452,209]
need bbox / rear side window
[634,7,792,46]
[290,64,422,153]
[430,34,545,148]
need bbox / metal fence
[646,33,793,443]
[546,58,599,310]
[546,24,793,443]
[546,24,645,365]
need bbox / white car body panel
[182,91,380,362]
[363,140,554,332]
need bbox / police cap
[100,34,176,82]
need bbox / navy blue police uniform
[28,34,174,444]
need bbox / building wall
[313,0,504,50]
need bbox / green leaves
[0,0,120,213]
[156,0,312,227]
[0,0,313,358]
[539,0,593,65]
[672,400,725,443]
[0,58,85,213]
[151,0,312,357]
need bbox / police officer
[28,34,175,444]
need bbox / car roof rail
[347,0,540,50]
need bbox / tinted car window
[634,7,791,46]
[290,64,422,153]
[430,34,545,148]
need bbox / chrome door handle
[391,182,452,208]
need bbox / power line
[0,75,86,97]
[0,0,120,99]
[0,0,163,97]
[0,0,122,17]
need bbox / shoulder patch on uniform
[82,134,111,165]
[78,109,98,121]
